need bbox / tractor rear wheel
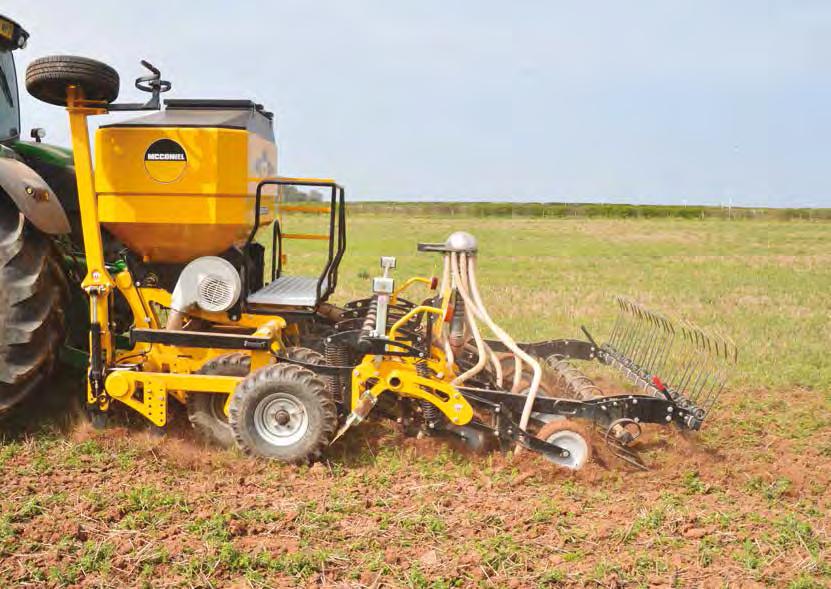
[26,55,120,107]
[0,200,68,413]
[228,360,336,463]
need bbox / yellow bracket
[350,359,472,426]
[106,371,243,426]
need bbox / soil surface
[0,386,829,588]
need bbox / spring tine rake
[599,297,738,429]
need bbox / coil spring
[324,338,350,404]
[416,360,441,426]
[546,355,603,400]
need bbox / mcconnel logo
[144,138,187,183]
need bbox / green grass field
[280,212,831,392]
[1,213,829,588]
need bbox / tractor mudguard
[0,156,70,234]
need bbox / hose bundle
[432,232,543,435]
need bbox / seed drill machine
[8,45,736,469]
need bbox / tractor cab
[0,15,28,144]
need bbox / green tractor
[0,14,80,413]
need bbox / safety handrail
[247,177,346,308]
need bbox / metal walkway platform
[247,276,325,307]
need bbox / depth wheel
[26,55,119,106]
[228,361,336,463]
[187,347,325,448]
[536,420,592,471]
[187,353,251,448]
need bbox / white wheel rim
[543,430,589,470]
[253,392,309,446]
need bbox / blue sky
[7,1,830,206]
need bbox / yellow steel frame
[65,89,291,427]
[65,87,465,437]
[347,303,471,426]
[349,356,471,426]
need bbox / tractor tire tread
[0,198,68,413]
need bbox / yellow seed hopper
[95,100,277,263]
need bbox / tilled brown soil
[0,387,829,588]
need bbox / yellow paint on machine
[94,124,277,263]
[0,18,13,40]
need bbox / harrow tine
[608,296,628,348]
[618,299,637,352]
[624,304,646,373]
[637,311,664,390]
[661,322,687,390]
[632,303,657,369]
[651,314,676,381]
[642,308,669,376]
[686,332,716,404]
[695,329,737,414]
[682,326,708,392]
[675,323,703,390]
[675,323,708,398]
[631,306,654,368]
[599,296,736,427]
[624,302,652,384]
[697,365,725,414]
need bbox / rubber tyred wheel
[536,420,593,471]
[26,55,119,106]
[187,347,326,448]
[187,353,251,448]
[516,377,556,398]
[0,197,68,414]
[228,360,336,464]
[283,346,325,367]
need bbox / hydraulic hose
[452,252,504,387]
[450,252,489,384]
[465,254,542,437]
[438,254,455,373]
